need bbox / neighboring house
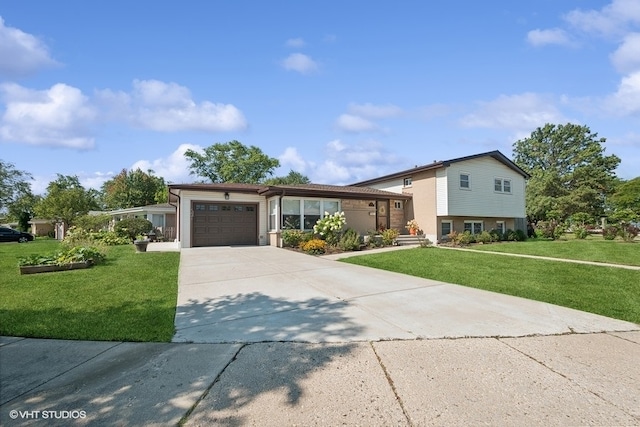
[168,183,410,248]
[353,150,529,243]
[94,203,178,241]
[28,219,54,237]
[168,150,528,248]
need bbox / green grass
[467,236,640,266]
[0,239,179,342]
[342,247,640,324]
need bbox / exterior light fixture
[224,192,230,200]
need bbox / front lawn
[466,236,640,266]
[0,239,179,342]
[342,247,640,324]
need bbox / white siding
[445,158,526,218]
[178,190,267,248]
[367,178,405,194]
[436,168,448,216]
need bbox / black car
[0,227,34,243]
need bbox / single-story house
[353,150,530,242]
[28,218,54,237]
[93,203,178,241]
[168,150,529,248]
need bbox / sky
[1,0,639,194]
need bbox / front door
[376,200,389,231]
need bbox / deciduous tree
[513,123,620,222]
[263,170,311,185]
[35,175,99,229]
[185,140,280,183]
[101,168,168,209]
[0,160,32,213]
[609,177,640,219]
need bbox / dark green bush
[338,228,362,251]
[574,226,589,239]
[488,229,503,242]
[515,229,527,241]
[282,229,306,247]
[459,231,475,245]
[114,218,153,241]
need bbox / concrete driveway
[173,246,637,343]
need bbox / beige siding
[368,178,405,194]
[342,199,376,234]
[446,157,526,218]
[402,169,438,240]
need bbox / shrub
[488,229,503,242]
[515,229,527,241]
[574,226,589,239]
[417,236,433,248]
[475,231,492,244]
[114,218,153,242]
[91,230,130,246]
[458,231,475,245]
[300,238,326,254]
[381,228,399,246]
[365,230,383,247]
[603,226,618,240]
[313,212,346,246]
[620,225,639,243]
[74,214,111,232]
[338,228,362,251]
[282,229,306,248]
[447,231,460,245]
[62,226,94,248]
[534,220,565,240]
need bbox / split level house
[168,150,529,248]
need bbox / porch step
[396,235,425,246]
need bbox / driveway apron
[173,246,638,343]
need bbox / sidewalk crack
[369,341,414,427]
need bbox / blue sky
[1,1,638,194]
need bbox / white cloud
[610,32,640,73]
[605,71,640,115]
[347,102,403,119]
[278,140,402,184]
[278,147,308,173]
[335,114,378,133]
[96,79,248,132]
[0,83,96,149]
[459,93,567,130]
[131,143,203,184]
[565,0,640,37]
[285,38,305,48]
[527,28,574,47]
[0,17,58,77]
[281,53,319,74]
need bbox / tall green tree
[0,160,32,213]
[513,123,620,222]
[263,170,311,185]
[185,140,280,183]
[35,175,99,229]
[609,177,640,219]
[101,168,168,209]
[7,191,42,231]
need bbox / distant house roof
[352,150,530,186]
[168,183,411,200]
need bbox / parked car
[0,227,34,243]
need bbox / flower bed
[18,246,105,275]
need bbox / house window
[460,173,470,189]
[281,199,340,230]
[403,177,412,187]
[464,221,483,234]
[303,200,321,230]
[269,200,277,230]
[494,178,512,193]
[441,220,452,238]
[496,221,505,235]
[394,201,403,209]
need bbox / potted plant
[133,235,150,253]
[406,219,420,236]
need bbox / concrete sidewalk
[2,333,639,426]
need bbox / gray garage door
[192,202,258,247]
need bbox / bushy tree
[185,140,280,183]
[0,160,32,213]
[101,168,167,209]
[7,191,41,231]
[35,175,99,229]
[114,218,153,241]
[609,177,640,219]
[513,123,620,222]
[264,170,311,185]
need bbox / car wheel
[18,237,28,243]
